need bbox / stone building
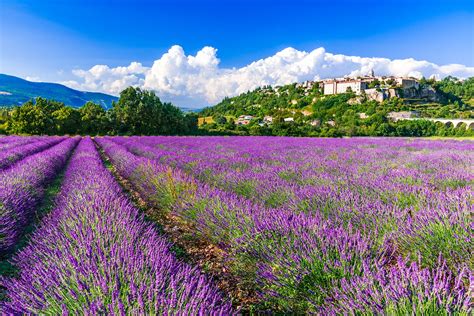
[322,71,420,97]
[323,79,369,95]
[395,78,419,89]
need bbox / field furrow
[1,137,233,314]
[98,136,473,314]
[0,137,79,256]
[0,136,66,170]
[0,136,43,152]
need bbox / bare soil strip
[94,139,259,312]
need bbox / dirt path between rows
[94,139,260,313]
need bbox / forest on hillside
[199,77,474,137]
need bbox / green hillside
[199,77,474,137]
[0,74,118,109]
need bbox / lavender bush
[0,137,79,255]
[98,136,473,313]
[0,136,40,151]
[0,136,65,170]
[324,257,472,314]
[1,137,233,314]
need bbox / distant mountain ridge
[0,74,118,108]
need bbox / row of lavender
[99,136,473,313]
[0,136,39,149]
[0,136,67,170]
[113,136,473,270]
[117,136,472,212]
[0,136,59,154]
[1,138,233,313]
[0,137,79,256]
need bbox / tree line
[202,112,473,138]
[0,87,198,135]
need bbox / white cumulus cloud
[64,62,148,94]
[62,45,474,108]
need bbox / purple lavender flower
[1,137,233,314]
[96,136,473,313]
[0,137,79,255]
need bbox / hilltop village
[322,71,420,100]
[199,75,474,137]
[221,72,444,127]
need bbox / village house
[322,71,420,96]
[323,78,369,95]
[395,77,419,89]
[263,116,273,124]
[296,80,316,89]
[235,115,254,125]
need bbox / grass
[198,116,215,126]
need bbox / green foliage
[213,114,227,125]
[201,83,321,118]
[199,78,474,137]
[79,102,108,135]
[9,98,64,135]
[110,87,195,135]
[3,87,198,135]
[4,79,473,137]
[434,76,474,102]
[0,107,11,133]
[397,218,473,271]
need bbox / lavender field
[0,135,472,314]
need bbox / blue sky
[0,0,473,107]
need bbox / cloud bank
[63,45,474,108]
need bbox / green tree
[52,106,80,135]
[79,102,108,135]
[213,114,227,125]
[8,98,56,135]
[110,87,194,135]
[111,87,162,135]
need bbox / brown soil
[95,140,259,312]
